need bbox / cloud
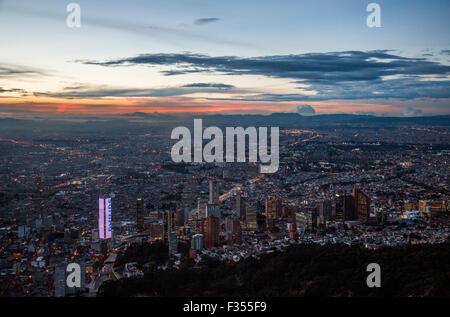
[194,18,220,25]
[81,51,450,100]
[440,50,450,55]
[82,50,450,82]
[295,104,316,116]
[33,83,237,99]
[205,75,450,102]
[0,87,25,93]
[403,106,425,117]
[182,83,234,89]
[0,64,44,78]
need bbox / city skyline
[0,0,449,117]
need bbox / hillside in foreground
[98,243,450,297]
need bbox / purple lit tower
[99,198,112,239]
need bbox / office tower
[232,219,242,244]
[136,198,144,233]
[265,195,280,229]
[296,211,312,231]
[209,179,219,204]
[163,209,176,242]
[335,194,345,222]
[289,221,298,240]
[192,216,204,235]
[236,194,246,220]
[168,231,178,255]
[225,217,233,242]
[296,207,317,230]
[204,215,220,249]
[176,206,185,227]
[246,205,258,231]
[352,187,371,223]
[318,199,332,224]
[98,198,112,239]
[197,198,207,218]
[206,203,220,218]
[344,195,356,221]
[191,234,204,251]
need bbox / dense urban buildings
[0,115,448,296]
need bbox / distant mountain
[200,113,450,128]
[0,113,449,133]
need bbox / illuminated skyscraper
[206,203,220,218]
[99,198,112,239]
[246,206,258,231]
[209,179,219,204]
[295,211,316,231]
[136,198,144,233]
[352,187,371,223]
[265,195,280,229]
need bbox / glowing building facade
[99,198,112,239]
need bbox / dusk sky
[0,0,449,116]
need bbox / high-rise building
[352,187,371,223]
[335,194,345,222]
[98,198,112,239]
[236,194,246,220]
[191,234,204,251]
[163,209,176,242]
[209,179,219,204]
[197,198,207,218]
[246,205,258,231]
[318,199,332,224]
[176,206,185,227]
[265,195,280,229]
[136,198,144,233]
[204,215,220,249]
[295,209,317,231]
[232,219,242,244]
[206,203,220,218]
[225,217,233,242]
[168,231,178,255]
[335,193,359,222]
[289,221,298,240]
